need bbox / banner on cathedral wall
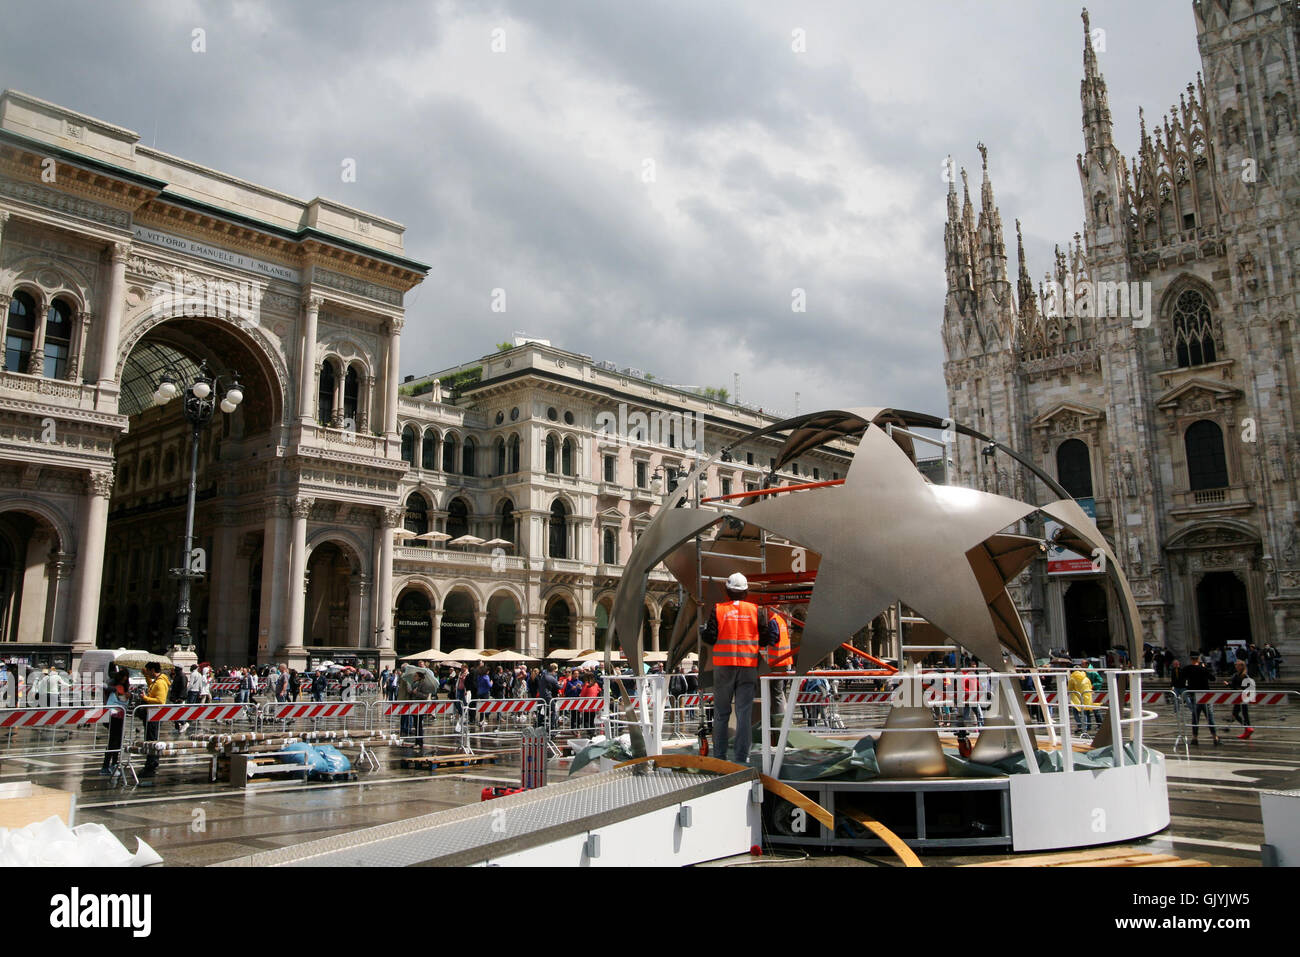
[1046,497,1097,575]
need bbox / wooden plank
[966,846,1145,867]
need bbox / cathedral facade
[942,2,1300,661]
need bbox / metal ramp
[213,764,760,867]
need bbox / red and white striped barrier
[1183,691,1288,706]
[211,681,240,694]
[140,704,244,723]
[677,694,713,708]
[795,693,830,705]
[380,700,458,717]
[1020,691,1167,706]
[553,698,603,713]
[837,691,896,705]
[0,706,122,728]
[264,702,359,720]
[476,699,538,714]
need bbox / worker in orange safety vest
[701,572,778,763]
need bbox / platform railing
[759,668,1168,780]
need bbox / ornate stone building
[0,90,426,669]
[941,3,1299,660]
[0,91,846,669]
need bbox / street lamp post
[153,360,245,652]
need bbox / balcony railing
[393,546,526,570]
[1193,487,1227,505]
[299,422,389,458]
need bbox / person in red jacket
[701,572,777,764]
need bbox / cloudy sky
[1,0,1203,418]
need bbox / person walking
[700,572,776,764]
[1183,652,1220,745]
[1226,659,1255,739]
[1068,664,1096,736]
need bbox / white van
[76,649,149,696]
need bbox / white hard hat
[726,572,748,592]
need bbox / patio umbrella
[482,649,536,662]
[417,531,452,542]
[448,534,485,546]
[444,647,485,662]
[399,648,452,662]
[542,648,579,659]
[112,651,173,671]
[643,651,669,662]
[481,538,512,548]
[391,528,418,541]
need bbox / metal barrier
[0,705,126,779]
[370,699,466,753]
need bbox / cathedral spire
[1016,219,1037,321]
[1080,7,1114,159]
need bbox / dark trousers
[142,718,160,773]
[1231,704,1251,727]
[102,713,124,769]
[713,666,757,764]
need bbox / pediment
[1155,377,1242,413]
[1029,402,1105,434]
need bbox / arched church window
[1172,289,1217,368]
[44,298,73,379]
[404,493,429,544]
[549,499,569,559]
[1056,439,1094,499]
[318,361,335,425]
[400,424,416,466]
[421,429,438,470]
[1185,420,1228,491]
[5,291,37,372]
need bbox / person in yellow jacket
[1068,665,1096,736]
[137,661,171,782]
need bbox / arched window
[508,434,521,473]
[1172,289,1217,368]
[549,499,569,559]
[1185,420,1229,491]
[5,291,36,373]
[43,298,73,379]
[447,498,470,539]
[400,424,417,466]
[405,493,429,545]
[343,366,359,422]
[498,499,515,543]
[603,528,617,565]
[545,434,557,474]
[421,429,439,470]
[318,361,336,425]
[495,437,506,476]
[562,437,575,476]
[462,437,477,477]
[1056,439,1094,499]
[442,434,459,473]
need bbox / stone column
[376,506,401,651]
[284,497,313,654]
[359,375,374,433]
[332,362,345,427]
[27,304,49,376]
[71,470,113,652]
[17,531,52,643]
[258,499,290,663]
[651,617,662,652]
[97,242,130,388]
[298,294,322,425]
[384,317,403,441]
[474,611,486,650]
[208,516,239,663]
[432,609,443,652]
[0,293,10,367]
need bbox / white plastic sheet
[0,815,162,867]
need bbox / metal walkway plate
[213,764,756,867]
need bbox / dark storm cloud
[0,0,1204,420]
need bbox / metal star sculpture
[608,407,1140,678]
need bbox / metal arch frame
[609,408,1142,677]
